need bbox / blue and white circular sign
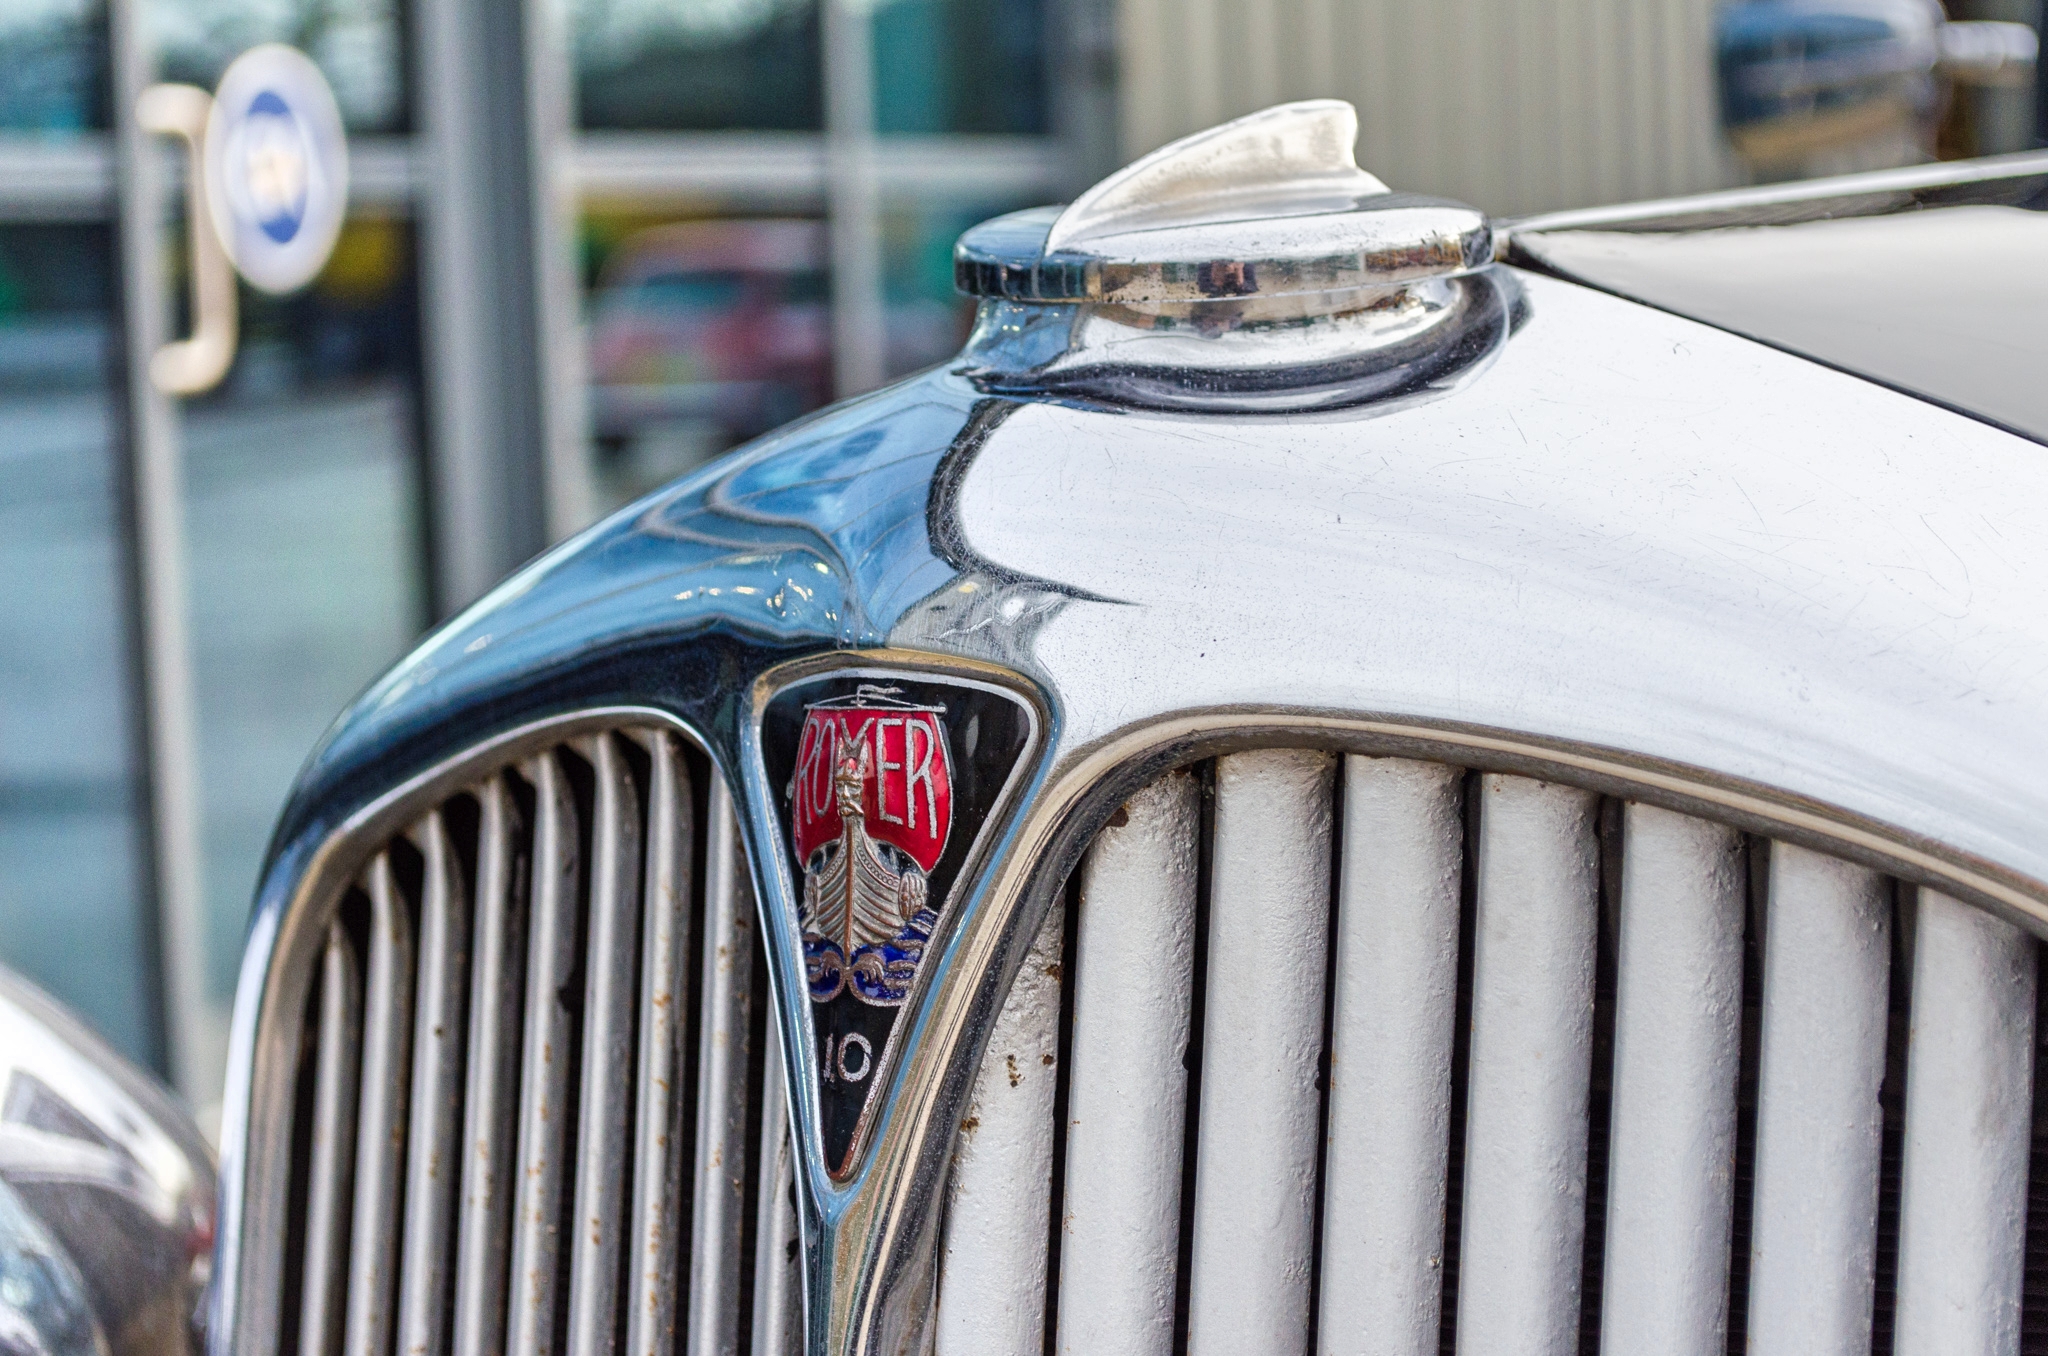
[204,45,349,295]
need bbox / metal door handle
[135,83,238,395]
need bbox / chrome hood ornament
[952,99,1516,414]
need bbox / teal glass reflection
[873,0,1045,135]
[0,0,105,132]
[882,197,1037,378]
[152,0,405,132]
[576,0,821,131]
[0,224,160,1071]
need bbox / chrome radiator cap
[952,100,1516,414]
[955,99,1490,305]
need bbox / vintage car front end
[202,102,2048,1356]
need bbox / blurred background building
[0,0,2040,1130]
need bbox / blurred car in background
[586,218,832,504]
[1717,0,2039,175]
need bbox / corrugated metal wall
[1116,0,1750,216]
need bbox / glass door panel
[151,0,407,131]
[0,222,160,1069]
[0,0,107,131]
[872,0,1046,134]
[575,0,822,130]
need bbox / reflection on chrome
[0,969,215,1356]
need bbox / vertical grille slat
[1894,888,2039,1353]
[1052,769,1200,1356]
[344,852,418,1356]
[508,753,583,1356]
[299,921,363,1356]
[396,811,472,1356]
[1746,844,1892,1356]
[932,897,1063,1356]
[1186,750,1337,1356]
[1599,804,1745,1356]
[566,735,645,1356]
[1318,756,1463,1356]
[1455,776,1600,1354]
[451,775,527,1356]
[626,731,696,1356]
[688,781,756,1356]
[748,1054,800,1356]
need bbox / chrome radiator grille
[936,749,2048,1356]
[272,725,799,1356]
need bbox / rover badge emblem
[765,673,1036,1178]
[790,691,953,1007]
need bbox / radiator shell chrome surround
[214,175,2048,1356]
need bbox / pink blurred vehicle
[586,218,832,461]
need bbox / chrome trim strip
[626,732,696,1356]
[932,900,1063,1356]
[1186,751,1335,1356]
[397,812,471,1356]
[452,776,526,1356]
[688,783,756,1356]
[298,923,361,1356]
[572,131,1068,202]
[1454,777,1599,1352]
[508,753,582,1356]
[567,735,645,1356]
[1026,711,2048,941]
[1601,806,1745,1355]
[343,852,416,1356]
[1318,757,1463,1356]
[1054,770,1199,1356]
[1893,890,2037,1354]
[1501,148,2048,242]
[1746,845,1891,1355]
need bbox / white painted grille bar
[566,735,643,1356]
[507,751,580,1356]
[1187,750,1336,1356]
[1748,844,1892,1356]
[1894,890,2037,1355]
[689,780,758,1356]
[1052,769,1200,1356]
[627,732,695,1356]
[1600,805,1745,1356]
[342,852,414,1356]
[451,775,524,1356]
[1321,756,1463,1356]
[395,812,468,1356]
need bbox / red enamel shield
[790,694,952,872]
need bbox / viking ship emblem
[788,688,953,1006]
